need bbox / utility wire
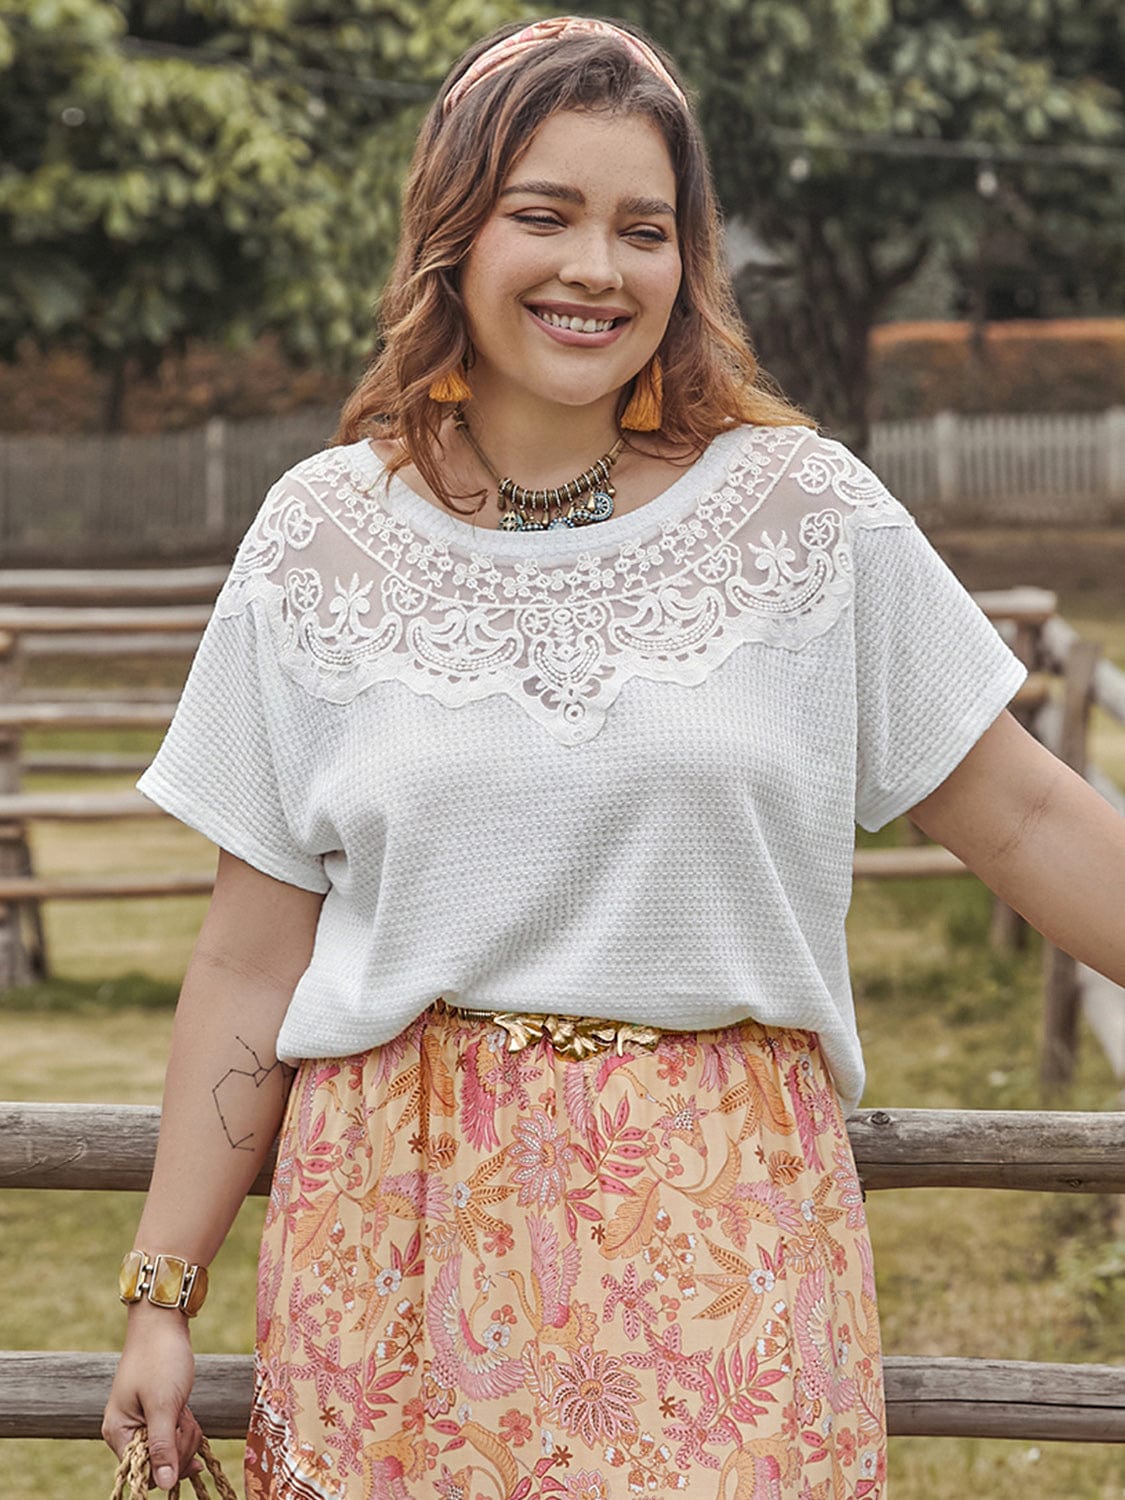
[116,36,434,101]
[110,35,1125,169]
[769,127,1125,170]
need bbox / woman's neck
[454,381,623,489]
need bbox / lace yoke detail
[218,427,908,745]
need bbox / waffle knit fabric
[137,424,1027,1111]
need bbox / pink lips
[525,304,629,348]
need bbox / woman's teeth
[533,309,618,333]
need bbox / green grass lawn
[6,879,1124,1496]
[1060,599,1125,788]
[2,638,1124,1497]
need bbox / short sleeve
[136,601,331,894]
[852,515,1028,833]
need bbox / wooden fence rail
[2,1102,1122,1445]
[1,579,1123,1092]
[0,851,971,903]
[0,566,227,607]
[2,569,1122,1456]
[4,1350,1122,1444]
[0,605,212,635]
[3,1102,1123,1196]
[0,701,176,731]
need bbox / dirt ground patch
[931,526,1125,614]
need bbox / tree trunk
[735,219,930,460]
[101,352,129,432]
[736,267,874,456]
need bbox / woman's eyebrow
[500,179,584,205]
[499,180,676,217]
[621,194,676,219]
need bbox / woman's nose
[558,231,624,293]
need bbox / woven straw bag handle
[111,1426,239,1500]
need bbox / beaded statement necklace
[452,407,623,530]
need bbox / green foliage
[1055,1229,1125,1337]
[0,0,534,384]
[590,0,1125,445]
[3,0,1124,438]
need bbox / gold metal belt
[434,996,675,1061]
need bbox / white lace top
[137,423,1026,1109]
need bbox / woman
[102,17,1125,1500]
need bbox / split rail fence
[1,572,1122,1089]
[0,1103,1122,1444]
[0,568,1123,1452]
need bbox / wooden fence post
[990,614,1043,953]
[1105,406,1125,512]
[1039,637,1102,1091]
[204,417,226,537]
[932,411,960,511]
[0,630,35,988]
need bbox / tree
[0,0,529,427]
[585,0,1125,451]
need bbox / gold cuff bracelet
[118,1249,209,1318]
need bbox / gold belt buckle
[440,1000,663,1060]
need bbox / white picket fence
[1,407,1124,562]
[870,408,1125,521]
[0,409,341,564]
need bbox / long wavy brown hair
[332,19,816,514]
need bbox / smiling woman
[98,13,1125,1500]
[458,111,682,455]
[333,13,816,528]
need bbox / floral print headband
[442,15,689,117]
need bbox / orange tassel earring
[621,356,663,431]
[428,366,472,404]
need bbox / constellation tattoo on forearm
[212,1036,296,1151]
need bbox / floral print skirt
[245,1002,887,1499]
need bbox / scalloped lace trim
[217,427,909,745]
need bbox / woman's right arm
[102,848,325,1491]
